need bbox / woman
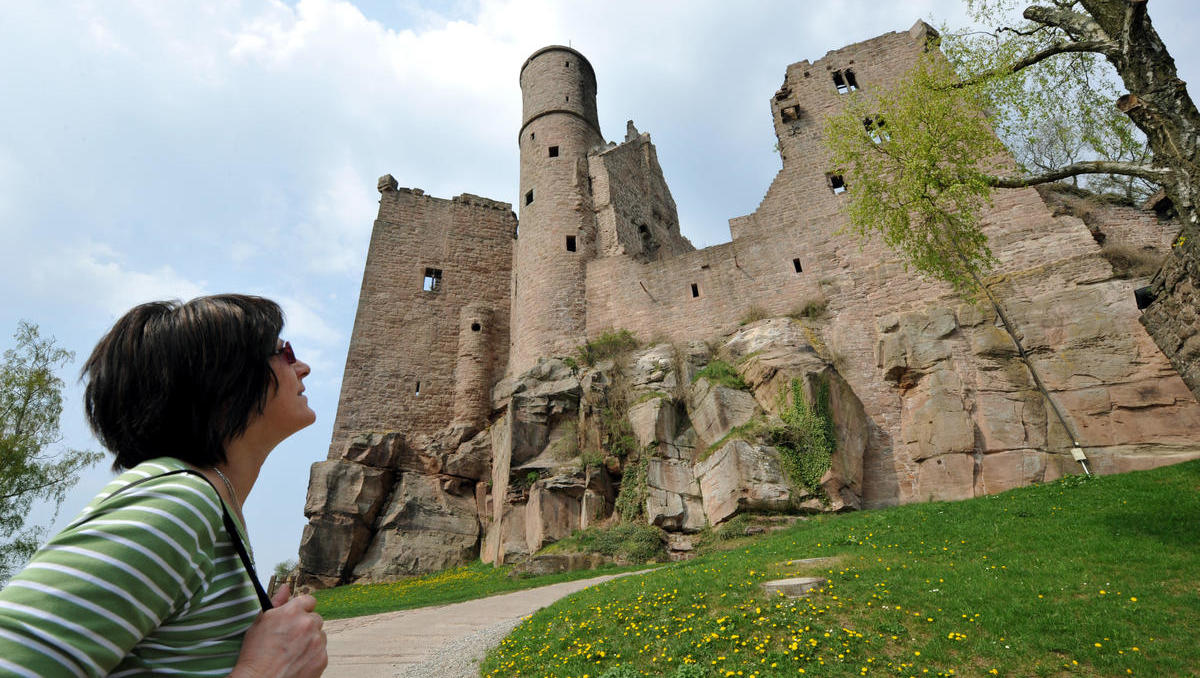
[0,294,327,677]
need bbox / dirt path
[322,569,651,678]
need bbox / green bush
[551,523,665,564]
[692,359,748,390]
[770,377,835,500]
[576,329,639,366]
[614,454,648,522]
[714,513,752,540]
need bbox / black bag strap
[88,468,274,611]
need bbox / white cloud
[27,241,207,316]
[5,0,1197,591]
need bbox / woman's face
[257,340,316,444]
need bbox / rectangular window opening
[423,267,442,292]
[549,146,559,157]
[827,173,847,195]
[415,380,421,396]
[565,60,570,68]
[780,105,801,123]
[566,235,576,252]
[793,258,803,273]
[525,190,534,205]
[833,69,858,94]
[864,116,888,143]
[690,283,699,298]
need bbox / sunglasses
[272,341,297,365]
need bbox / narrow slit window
[793,258,803,273]
[833,69,858,94]
[864,116,888,143]
[549,146,559,157]
[565,95,569,102]
[422,267,442,292]
[565,60,570,68]
[566,235,576,252]
[414,380,421,396]
[525,190,534,205]
[827,173,847,195]
[530,132,535,140]
[690,283,699,298]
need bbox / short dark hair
[83,294,285,470]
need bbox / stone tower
[509,46,605,375]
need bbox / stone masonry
[300,23,1200,587]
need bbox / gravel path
[322,569,651,678]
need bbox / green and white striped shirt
[0,457,262,676]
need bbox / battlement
[453,193,513,212]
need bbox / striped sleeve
[0,468,222,677]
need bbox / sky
[3,0,1198,582]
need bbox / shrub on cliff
[770,377,834,500]
[576,329,639,366]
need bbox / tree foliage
[824,52,1004,293]
[0,322,102,582]
[824,0,1187,295]
[945,0,1156,201]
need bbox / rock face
[298,312,1200,590]
[298,330,874,587]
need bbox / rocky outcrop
[351,472,480,582]
[694,440,796,524]
[299,307,1200,589]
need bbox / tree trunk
[1075,0,1200,399]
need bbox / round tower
[452,303,494,429]
[509,45,604,376]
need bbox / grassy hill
[480,461,1200,677]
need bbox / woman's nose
[296,360,311,379]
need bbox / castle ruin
[297,22,1200,588]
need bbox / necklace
[212,467,240,509]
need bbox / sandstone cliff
[298,304,1200,589]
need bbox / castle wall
[327,184,514,457]
[585,230,821,340]
[589,132,694,261]
[733,22,937,242]
[586,22,1200,509]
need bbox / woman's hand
[231,584,328,678]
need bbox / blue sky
[4,0,1197,579]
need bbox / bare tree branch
[950,40,1117,88]
[987,159,1172,187]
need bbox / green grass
[482,460,1200,677]
[693,359,749,390]
[700,417,768,461]
[312,560,648,620]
